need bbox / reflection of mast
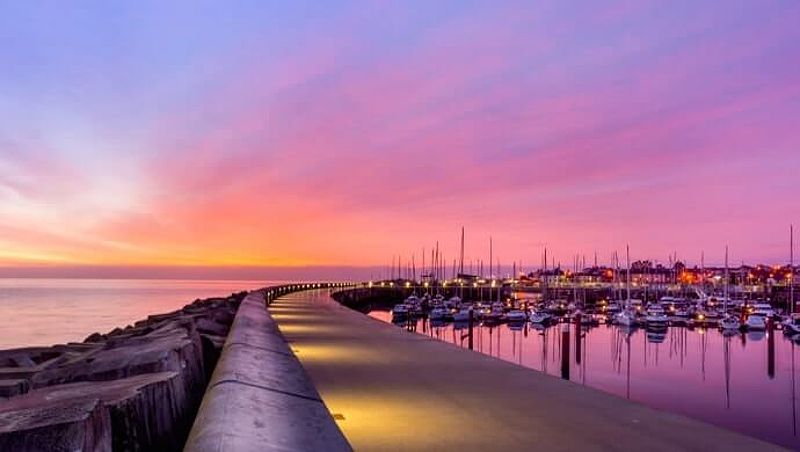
[614,329,624,374]
[512,328,516,356]
[724,335,732,409]
[581,329,588,386]
[561,323,570,380]
[701,331,707,381]
[768,322,776,379]
[541,328,548,372]
[497,322,501,358]
[792,341,797,436]
[488,326,493,356]
[626,331,632,399]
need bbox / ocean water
[0,278,276,349]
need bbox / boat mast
[496,258,501,302]
[724,245,729,313]
[489,236,493,279]
[459,227,465,275]
[422,248,425,283]
[543,247,548,303]
[701,250,705,293]
[626,245,631,304]
[791,225,795,314]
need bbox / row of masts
[380,225,797,310]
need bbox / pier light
[368,281,373,287]
[423,282,429,288]
[491,280,496,288]
[405,282,411,288]
[380,282,385,287]
[442,282,447,287]
[390,282,394,287]
[473,282,478,287]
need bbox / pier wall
[184,284,352,452]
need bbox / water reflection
[374,310,800,449]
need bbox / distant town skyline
[1,1,799,274]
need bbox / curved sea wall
[185,285,352,452]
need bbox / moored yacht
[446,296,462,310]
[784,314,800,335]
[453,307,473,322]
[719,315,742,331]
[392,303,409,317]
[745,313,768,331]
[506,310,527,323]
[644,305,668,330]
[529,311,551,325]
[429,307,448,320]
[615,309,637,327]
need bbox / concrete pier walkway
[270,289,784,451]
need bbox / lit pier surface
[271,289,784,451]
[185,288,351,452]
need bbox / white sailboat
[719,315,741,331]
[616,245,638,327]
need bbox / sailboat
[719,246,741,331]
[616,245,637,327]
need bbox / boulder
[0,372,191,451]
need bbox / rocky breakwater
[0,291,247,451]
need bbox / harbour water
[370,310,800,449]
[0,278,273,349]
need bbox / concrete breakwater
[185,285,351,452]
[0,291,247,451]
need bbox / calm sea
[0,278,277,349]
[370,310,800,449]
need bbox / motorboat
[579,313,600,326]
[750,303,776,319]
[446,296,462,310]
[615,310,637,327]
[784,314,800,335]
[745,313,768,331]
[505,310,527,323]
[483,303,505,323]
[453,307,473,323]
[529,311,551,325]
[429,307,448,321]
[391,303,409,317]
[644,305,668,330]
[719,315,742,331]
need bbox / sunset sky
[1,1,799,276]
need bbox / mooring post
[575,312,582,365]
[768,317,775,379]
[561,322,570,380]
[468,308,474,350]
